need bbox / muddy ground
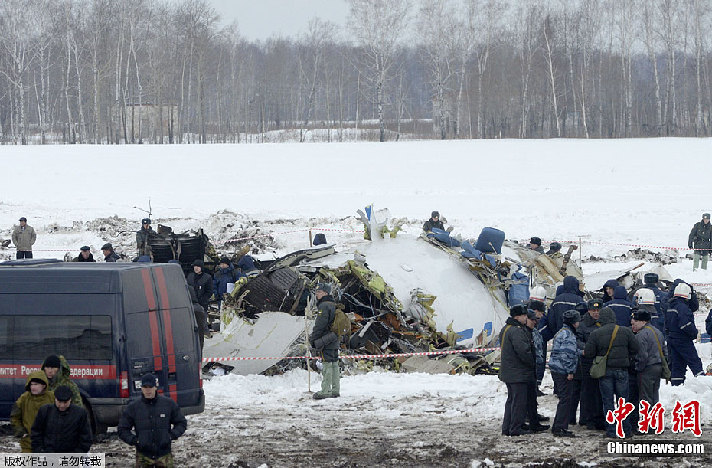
[2,389,709,467]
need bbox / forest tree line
[1,0,711,144]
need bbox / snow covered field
[1,139,712,466]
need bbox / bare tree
[348,0,410,142]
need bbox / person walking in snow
[665,282,704,386]
[31,385,92,454]
[499,304,535,436]
[12,217,36,259]
[118,373,187,467]
[310,283,341,399]
[631,310,667,409]
[688,213,712,270]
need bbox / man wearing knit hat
[499,304,535,436]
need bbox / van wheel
[83,399,107,439]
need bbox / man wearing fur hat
[499,304,535,436]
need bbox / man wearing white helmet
[633,288,663,334]
[664,282,704,386]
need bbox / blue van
[0,260,204,433]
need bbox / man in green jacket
[42,355,83,407]
[310,283,340,400]
[11,371,55,452]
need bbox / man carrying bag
[584,307,639,439]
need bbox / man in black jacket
[31,385,92,453]
[186,259,213,311]
[101,243,120,262]
[75,246,95,262]
[578,299,605,430]
[584,307,639,438]
[499,304,535,436]
[689,213,712,270]
[422,211,445,232]
[118,373,187,467]
[310,283,340,400]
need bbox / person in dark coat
[578,299,605,430]
[642,273,665,323]
[499,304,535,436]
[584,307,639,438]
[213,257,243,307]
[547,276,585,340]
[566,302,588,425]
[422,211,445,232]
[529,237,545,254]
[136,218,155,257]
[189,287,207,350]
[601,279,619,303]
[605,285,633,327]
[31,385,92,453]
[75,246,95,262]
[665,283,704,386]
[186,259,213,311]
[524,310,549,432]
[101,243,120,262]
[118,373,187,467]
[310,283,340,399]
[631,310,667,409]
[688,212,712,270]
[529,299,548,391]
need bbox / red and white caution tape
[202,347,500,363]
[544,239,710,252]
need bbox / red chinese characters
[638,400,665,435]
[606,397,635,438]
[671,400,702,437]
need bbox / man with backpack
[310,283,341,400]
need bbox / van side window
[9,315,112,361]
[0,316,11,357]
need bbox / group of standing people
[11,354,187,466]
[500,271,710,439]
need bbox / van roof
[0,261,184,294]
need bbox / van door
[124,269,169,398]
[152,267,201,406]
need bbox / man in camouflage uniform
[42,355,83,407]
[136,218,155,257]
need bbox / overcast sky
[207,0,350,41]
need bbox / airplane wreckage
[197,207,697,378]
[108,209,693,378]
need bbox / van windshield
[1,315,112,361]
